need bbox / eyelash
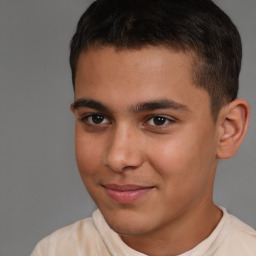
[79,114,110,126]
[79,114,175,129]
[145,115,175,127]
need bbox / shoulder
[218,212,256,255]
[229,214,256,242]
[31,215,106,256]
[45,216,98,242]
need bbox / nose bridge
[104,123,144,172]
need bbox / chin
[109,220,150,236]
[102,207,156,236]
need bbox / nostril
[103,146,145,173]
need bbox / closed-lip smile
[103,184,155,204]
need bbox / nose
[104,125,145,173]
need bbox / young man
[32,0,256,255]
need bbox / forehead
[75,46,210,115]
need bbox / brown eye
[147,115,174,127]
[152,116,167,126]
[84,114,110,125]
[91,114,104,124]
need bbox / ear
[70,103,75,114]
[216,99,250,159]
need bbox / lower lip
[105,187,153,204]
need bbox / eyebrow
[73,98,109,112]
[73,98,189,113]
[130,99,189,113]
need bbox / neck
[120,202,222,256]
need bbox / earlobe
[216,99,250,159]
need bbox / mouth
[103,184,155,204]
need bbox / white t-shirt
[31,208,256,256]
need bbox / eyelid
[79,113,111,125]
[148,114,175,121]
[78,112,176,129]
[145,114,176,127]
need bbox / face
[72,46,219,237]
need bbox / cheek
[75,130,103,176]
[147,135,197,175]
[146,131,214,189]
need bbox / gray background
[0,1,255,256]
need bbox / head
[69,0,250,253]
[70,0,242,120]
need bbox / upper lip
[103,184,154,191]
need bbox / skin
[71,46,249,256]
